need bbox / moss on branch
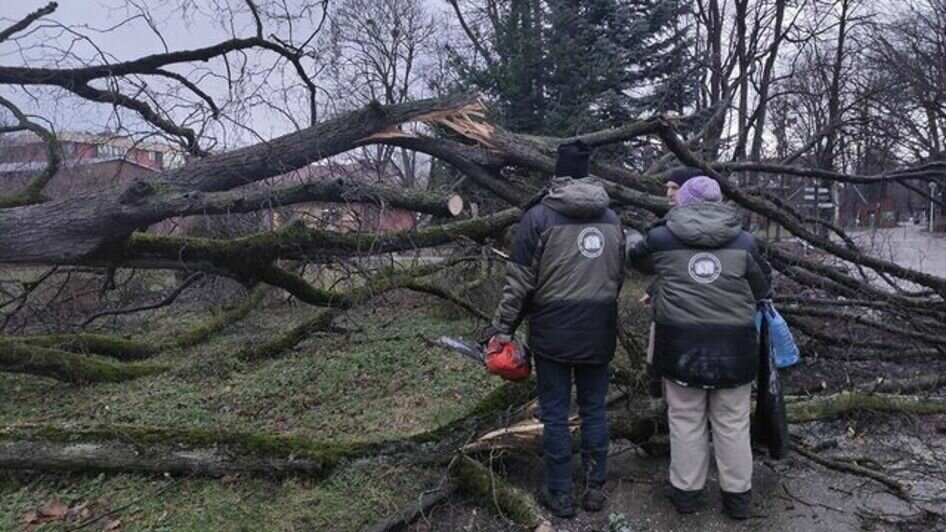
[0,339,167,383]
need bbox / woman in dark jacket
[627,176,771,519]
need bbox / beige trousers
[663,378,753,493]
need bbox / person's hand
[639,293,652,307]
[478,326,512,347]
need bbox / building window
[96,144,126,159]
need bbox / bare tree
[324,0,439,189]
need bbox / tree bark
[0,439,330,478]
[0,94,480,265]
[0,339,168,383]
[453,455,544,527]
[14,333,158,361]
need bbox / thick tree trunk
[0,94,478,265]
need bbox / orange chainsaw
[437,335,531,381]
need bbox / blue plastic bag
[755,300,800,369]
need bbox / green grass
[0,460,444,531]
[0,290,498,529]
[0,300,496,439]
[0,269,653,529]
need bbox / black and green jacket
[628,202,772,388]
[492,177,625,364]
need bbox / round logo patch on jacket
[688,252,722,283]
[577,227,605,258]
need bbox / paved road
[847,225,946,279]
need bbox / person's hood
[665,202,742,247]
[541,177,610,219]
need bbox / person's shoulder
[519,202,558,231]
[729,230,760,250]
[601,208,621,225]
[643,224,676,249]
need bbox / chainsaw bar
[437,336,485,364]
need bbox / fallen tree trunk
[0,423,390,478]
[0,439,330,478]
[0,93,482,265]
[465,391,946,456]
[0,339,168,383]
[0,378,534,476]
[785,391,946,422]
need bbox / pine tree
[450,0,695,137]
[544,0,694,135]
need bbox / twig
[791,443,910,500]
[780,484,845,513]
[68,477,183,530]
[363,482,458,532]
[81,272,205,326]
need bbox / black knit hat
[554,140,592,178]
[666,166,705,186]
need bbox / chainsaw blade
[437,336,485,364]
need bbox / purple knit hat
[676,176,723,207]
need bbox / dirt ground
[418,413,946,532]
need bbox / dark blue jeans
[535,356,610,493]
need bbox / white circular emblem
[577,227,605,258]
[688,252,722,284]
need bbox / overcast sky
[1,1,434,149]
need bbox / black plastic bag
[751,316,790,459]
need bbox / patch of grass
[0,297,498,442]
[0,460,443,531]
[0,289,505,528]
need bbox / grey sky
[0,1,380,148]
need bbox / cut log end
[447,194,464,216]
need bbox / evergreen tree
[450,0,695,138]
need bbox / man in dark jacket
[485,140,625,517]
[627,175,771,520]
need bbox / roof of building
[0,157,155,174]
[2,130,185,153]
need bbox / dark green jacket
[628,202,772,388]
[492,177,625,364]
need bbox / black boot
[540,487,576,518]
[721,489,751,520]
[669,486,702,514]
[581,482,606,512]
